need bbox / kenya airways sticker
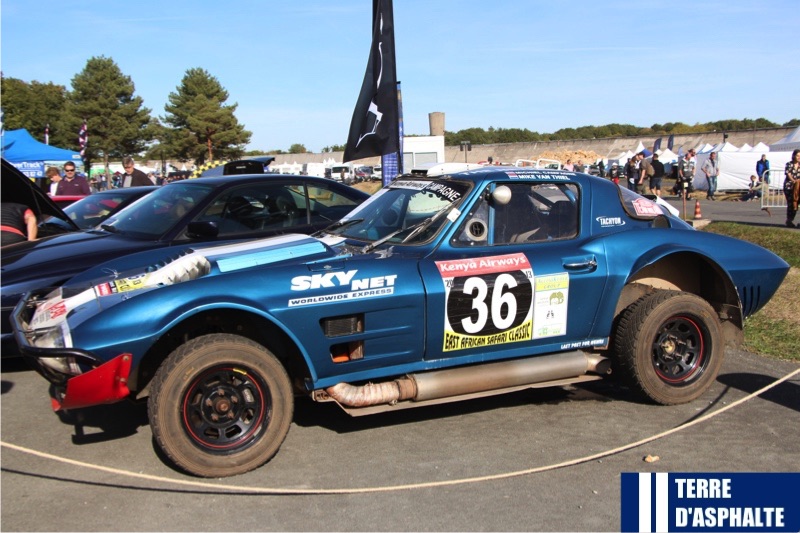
[436,253,534,352]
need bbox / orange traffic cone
[694,199,703,220]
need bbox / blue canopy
[1,129,82,178]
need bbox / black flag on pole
[343,0,399,163]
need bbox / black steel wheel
[613,290,725,405]
[148,334,293,477]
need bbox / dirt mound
[536,149,601,165]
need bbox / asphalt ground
[659,192,795,228]
[1,349,799,532]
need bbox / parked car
[42,186,157,232]
[1,158,81,240]
[13,168,788,477]
[1,173,368,356]
[50,195,87,209]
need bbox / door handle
[563,257,597,270]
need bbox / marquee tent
[712,141,739,152]
[738,143,753,152]
[656,148,679,163]
[692,150,793,192]
[752,142,771,153]
[1,128,82,178]
[770,126,800,152]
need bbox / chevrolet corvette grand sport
[13,167,789,477]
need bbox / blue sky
[2,0,798,153]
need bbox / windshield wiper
[361,203,455,254]
[320,218,364,235]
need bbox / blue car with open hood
[13,167,789,477]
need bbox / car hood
[25,233,340,332]
[1,230,163,286]
[1,158,81,233]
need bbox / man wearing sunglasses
[56,162,91,195]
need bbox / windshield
[327,178,471,246]
[101,182,214,239]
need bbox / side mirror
[186,221,219,239]
[492,185,512,206]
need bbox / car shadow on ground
[51,395,149,445]
[716,372,800,414]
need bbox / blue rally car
[13,167,789,477]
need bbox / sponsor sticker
[621,472,799,532]
[437,253,536,352]
[632,197,663,217]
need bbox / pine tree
[68,56,153,168]
[163,68,251,164]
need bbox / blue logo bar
[621,473,799,532]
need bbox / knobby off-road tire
[148,334,293,477]
[614,290,725,405]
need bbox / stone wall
[156,126,794,170]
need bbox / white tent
[712,141,739,152]
[692,151,793,191]
[770,126,800,152]
[656,148,679,163]
[738,143,753,152]
[698,143,715,154]
[752,142,771,153]
[634,141,646,153]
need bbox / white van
[330,163,355,184]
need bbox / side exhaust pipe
[324,351,609,409]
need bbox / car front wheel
[613,290,725,405]
[148,334,293,477]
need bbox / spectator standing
[637,152,652,194]
[608,164,620,185]
[677,152,696,199]
[598,160,605,178]
[624,157,638,191]
[783,149,800,228]
[45,166,62,195]
[756,154,770,185]
[649,153,665,197]
[1,202,38,246]
[574,160,585,173]
[563,159,574,171]
[121,156,152,187]
[56,162,91,195]
[702,152,719,200]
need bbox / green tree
[68,56,154,170]
[163,68,251,164]
[0,75,71,147]
[322,144,346,153]
[288,143,307,154]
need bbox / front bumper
[12,289,132,411]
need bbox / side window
[194,183,308,237]
[306,183,363,225]
[454,183,579,246]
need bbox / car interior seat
[266,190,298,227]
[495,190,540,243]
[546,201,578,239]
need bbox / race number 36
[437,254,534,351]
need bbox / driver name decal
[437,253,534,352]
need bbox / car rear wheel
[148,334,293,477]
[613,290,724,405]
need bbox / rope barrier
[2,366,798,495]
